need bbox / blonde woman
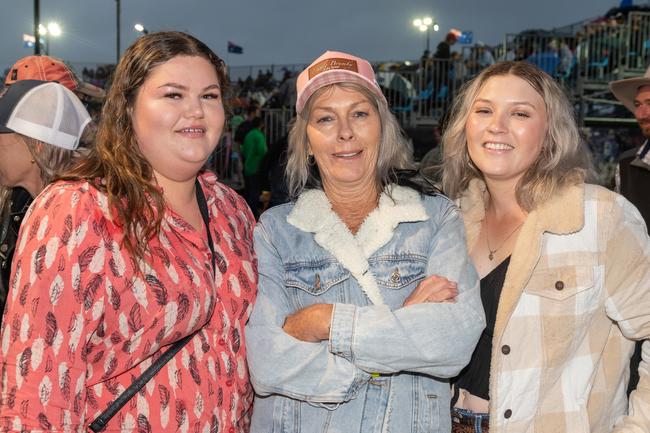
[441,61,650,432]
[246,51,484,433]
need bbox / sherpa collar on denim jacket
[286,184,429,305]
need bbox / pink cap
[295,50,387,114]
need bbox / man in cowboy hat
[610,65,650,394]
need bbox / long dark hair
[64,31,228,261]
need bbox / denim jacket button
[390,268,400,284]
[314,274,321,290]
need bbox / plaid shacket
[459,179,650,433]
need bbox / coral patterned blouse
[0,172,257,432]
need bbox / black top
[618,142,650,396]
[453,256,510,401]
[0,188,32,305]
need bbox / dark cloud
[0,0,619,71]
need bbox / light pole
[34,0,40,55]
[116,0,121,64]
[38,21,62,55]
[413,16,438,52]
[134,23,149,35]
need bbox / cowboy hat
[609,65,650,113]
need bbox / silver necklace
[485,215,524,261]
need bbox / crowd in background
[0,4,648,429]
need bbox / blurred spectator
[434,31,458,60]
[1,55,104,314]
[450,51,468,88]
[0,81,90,322]
[466,42,496,76]
[274,70,298,107]
[235,103,262,145]
[263,132,291,209]
[241,116,268,217]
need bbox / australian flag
[228,41,243,54]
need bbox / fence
[502,33,578,89]
[228,63,305,82]
[3,10,644,135]
[259,107,292,145]
[576,12,650,83]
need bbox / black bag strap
[195,178,216,277]
[88,179,215,432]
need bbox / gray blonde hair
[0,135,78,233]
[441,61,593,210]
[24,136,78,186]
[286,82,414,198]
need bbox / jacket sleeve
[245,222,371,403]
[605,196,650,432]
[328,202,486,378]
[0,185,103,431]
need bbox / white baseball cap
[0,80,91,150]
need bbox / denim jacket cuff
[329,303,357,362]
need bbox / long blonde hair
[441,61,593,210]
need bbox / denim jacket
[246,185,485,433]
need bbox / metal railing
[261,107,294,145]
[228,64,305,82]
[502,33,578,89]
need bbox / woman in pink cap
[245,50,485,433]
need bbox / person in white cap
[0,79,90,315]
[246,50,484,432]
[0,56,107,296]
[610,65,650,395]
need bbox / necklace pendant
[489,252,494,260]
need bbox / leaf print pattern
[19,348,32,377]
[49,275,64,306]
[128,304,143,333]
[0,174,257,432]
[33,244,47,278]
[44,313,57,346]
[78,246,99,273]
[214,249,228,275]
[175,399,186,430]
[231,327,241,354]
[146,274,168,306]
[60,215,73,246]
[177,293,190,323]
[37,412,52,430]
[82,274,102,310]
[137,413,152,433]
[59,364,71,401]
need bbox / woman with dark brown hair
[0,31,257,432]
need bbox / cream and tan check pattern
[460,180,650,433]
